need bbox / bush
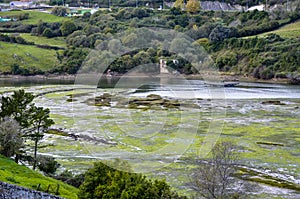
[0,118,22,158]
[209,25,237,42]
[36,155,60,175]
[55,170,85,188]
[60,20,77,36]
[52,6,67,17]
[78,159,186,199]
[132,8,149,19]
[261,67,275,80]
[42,28,54,38]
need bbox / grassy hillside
[0,155,79,199]
[0,41,61,73]
[20,33,66,48]
[257,20,300,38]
[0,10,65,24]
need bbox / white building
[10,1,34,9]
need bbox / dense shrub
[51,6,67,17]
[58,48,89,74]
[0,33,34,45]
[36,155,60,175]
[78,159,186,199]
[60,20,78,36]
[55,170,85,188]
[209,25,238,42]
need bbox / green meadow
[20,33,66,48]
[0,10,65,24]
[0,41,61,72]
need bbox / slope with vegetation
[0,155,79,199]
[0,1,299,79]
[256,20,300,38]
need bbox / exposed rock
[262,100,286,105]
[95,93,112,106]
[200,1,241,11]
[84,93,112,106]
[78,134,117,145]
[256,141,284,147]
[128,94,183,110]
[235,166,300,192]
[85,93,199,110]
[66,93,87,102]
[47,128,117,145]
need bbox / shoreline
[0,73,293,85]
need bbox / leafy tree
[43,28,54,38]
[132,8,149,19]
[0,90,34,129]
[52,6,67,17]
[55,170,85,188]
[78,159,186,199]
[174,0,185,10]
[0,117,22,158]
[49,0,64,6]
[37,155,60,175]
[209,25,237,43]
[26,106,54,170]
[60,20,77,36]
[170,6,183,15]
[59,48,89,74]
[186,0,201,13]
[170,37,191,54]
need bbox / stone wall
[0,181,64,199]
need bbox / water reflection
[0,77,74,87]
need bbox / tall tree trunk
[15,153,19,163]
[33,139,38,170]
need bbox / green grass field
[0,41,61,72]
[0,155,79,199]
[20,33,66,48]
[0,10,66,24]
